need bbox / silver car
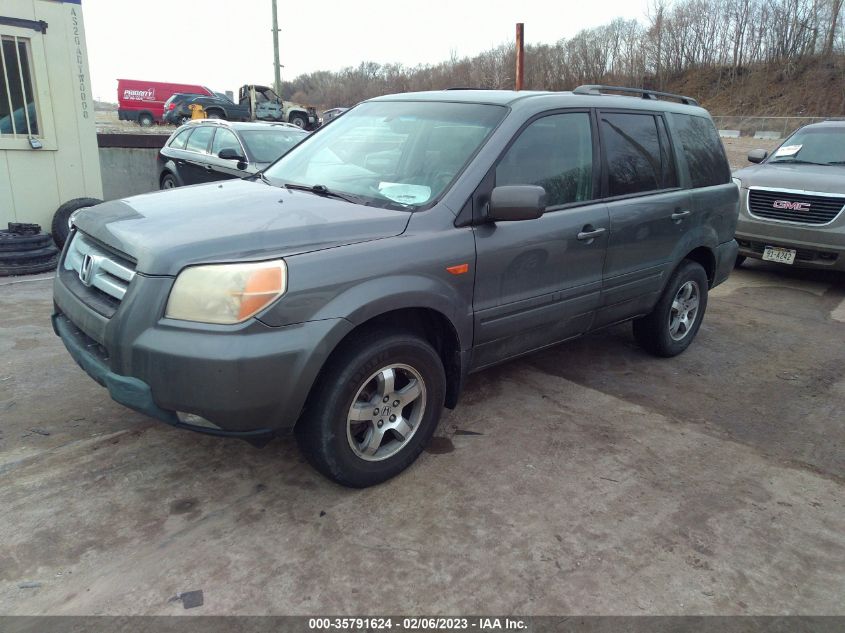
[733,120,845,270]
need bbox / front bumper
[735,188,845,270]
[53,264,353,437]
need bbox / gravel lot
[1,260,843,615]
[722,137,781,170]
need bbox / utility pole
[515,23,524,91]
[272,0,282,97]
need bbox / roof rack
[573,85,699,106]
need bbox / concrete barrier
[97,134,169,201]
[719,129,741,138]
[754,131,782,140]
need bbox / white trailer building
[1,0,101,233]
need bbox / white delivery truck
[0,0,102,275]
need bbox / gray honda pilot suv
[733,120,845,270]
[54,86,739,487]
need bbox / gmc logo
[773,200,811,211]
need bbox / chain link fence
[711,115,844,140]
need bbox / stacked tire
[0,223,60,277]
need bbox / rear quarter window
[672,114,731,188]
[168,128,191,150]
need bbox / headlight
[732,177,742,189]
[165,260,287,324]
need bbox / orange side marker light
[446,263,469,275]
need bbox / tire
[0,245,58,263]
[160,173,178,190]
[633,260,709,358]
[0,253,58,276]
[138,112,154,127]
[0,230,52,252]
[735,255,746,267]
[51,197,102,249]
[289,113,307,128]
[296,329,446,487]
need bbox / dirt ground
[721,137,781,170]
[96,110,174,135]
[1,260,843,615]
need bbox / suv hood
[734,162,845,194]
[73,179,411,276]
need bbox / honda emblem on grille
[773,200,811,211]
[79,254,96,286]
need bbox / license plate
[762,246,797,265]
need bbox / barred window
[0,35,39,136]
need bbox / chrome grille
[748,187,845,225]
[63,232,136,302]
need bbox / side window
[672,114,731,188]
[601,112,676,196]
[185,126,214,153]
[496,112,593,207]
[168,128,191,150]
[211,128,241,156]
[0,36,39,136]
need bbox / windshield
[241,129,307,163]
[264,101,506,208]
[769,126,845,165]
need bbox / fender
[161,160,185,187]
[261,273,473,352]
[662,221,720,292]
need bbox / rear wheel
[289,113,308,128]
[138,112,154,127]
[160,173,178,190]
[633,260,709,357]
[296,329,446,487]
[206,110,223,120]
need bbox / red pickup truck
[117,79,214,126]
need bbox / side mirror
[488,185,547,222]
[218,147,246,162]
[747,149,768,164]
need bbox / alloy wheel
[669,280,700,341]
[346,364,426,462]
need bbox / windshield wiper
[770,159,830,166]
[283,183,363,204]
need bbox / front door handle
[577,226,606,241]
[204,164,214,171]
[671,209,692,221]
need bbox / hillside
[666,56,845,116]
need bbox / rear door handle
[204,164,214,171]
[577,226,606,241]
[671,209,692,221]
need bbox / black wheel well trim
[302,307,465,425]
[159,169,177,186]
[683,245,716,286]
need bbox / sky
[81,0,651,102]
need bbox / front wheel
[296,329,446,487]
[633,260,709,357]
